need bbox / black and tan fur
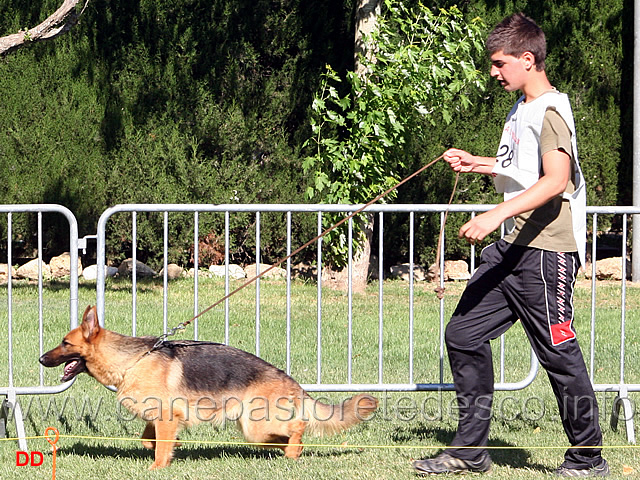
[39,306,378,469]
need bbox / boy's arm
[458,149,571,244]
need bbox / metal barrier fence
[1,203,638,446]
[95,204,640,442]
[96,203,539,395]
[0,205,80,450]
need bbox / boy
[413,13,608,477]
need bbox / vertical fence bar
[409,211,415,383]
[286,211,292,375]
[132,211,137,335]
[439,211,446,384]
[378,211,384,385]
[163,212,169,333]
[500,333,506,383]
[347,216,353,384]
[7,213,13,389]
[620,214,628,385]
[225,210,230,345]
[500,244,506,389]
[255,211,261,357]
[590,213,598,381]
[470,211,477,273]
[38,213,44,386]
[193,211,199,340]
[316,212,323,384]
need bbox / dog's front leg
[141,422,155,450]
[149,418,180,470]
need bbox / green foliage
[303,2,486,266]
[0,0,355,265]
[385,0,626,266]
[0,0,629,270]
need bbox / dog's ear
[81,305,101,340]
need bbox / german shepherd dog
[40,306,378,469]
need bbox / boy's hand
[458,208,505,244]
[443,148,496,175]
[443,148,476,172]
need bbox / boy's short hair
[486,13,546,71]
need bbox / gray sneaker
[554,459,609,477]
[413,452,492,475]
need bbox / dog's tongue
[64,360,78,375]
[61,360,80,381]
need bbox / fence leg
[610,385,636,444]
[6,390,28,451]
[0,397,7,439]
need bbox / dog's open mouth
[61,358,86,382]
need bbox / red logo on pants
[551,321,575,345]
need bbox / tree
[322,0,381,293]
[0,0,89,56]
[303,1,485,289]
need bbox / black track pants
[443,240,603,468]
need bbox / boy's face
[489,50,531,92]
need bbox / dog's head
[39,305,102,382]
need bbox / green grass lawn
[1,276,639,479]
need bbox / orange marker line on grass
[45,427,59,480]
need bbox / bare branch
[0,0,90,57]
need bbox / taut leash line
[150,154,450,352]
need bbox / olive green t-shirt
[504,108,577,252]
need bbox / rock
[428,260,471,282]
[0,264,16,284]
[209,264,246,279]
[244,263,286,279]
[444,260,471,281]
[117,259,156,278]
[594,257,630,280]
[159,263,183,280]
[186,268,212,278]
[389,263,427,282]
[82,264,119,281]
[49,252,83,278]
[16,259,51,280]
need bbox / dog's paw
[141,440,155,450]
[148,461,169,470]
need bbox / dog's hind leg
[141,422,156,450]
[149,418,180,470]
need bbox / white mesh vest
[492,91,586,266]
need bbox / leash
[149,154,458,353]
[433,171,459,300]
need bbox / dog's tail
[302,393,378,436]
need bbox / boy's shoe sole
[555,459,609,477]
[413,452,492,475]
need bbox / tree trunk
[0,0,89,57]
[322,212,374,293]
[354,0,381,77]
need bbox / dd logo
[16,451,44,467]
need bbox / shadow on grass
[390,423,552,474]
[59,439,367,463]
